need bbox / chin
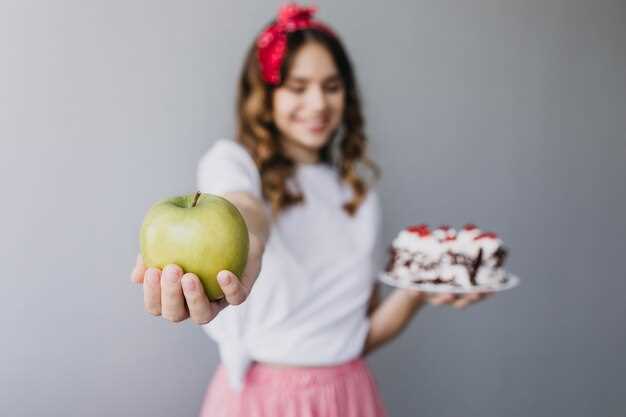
[292,130,333,150]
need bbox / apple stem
[192,191,201,208]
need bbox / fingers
[131,253,147,283]
[160,264,189,323]
[428,293,456,305]
[139,261,249,325]
[451,293,481,309]
[427,292,493,309]
[181,273,222,324]
[144,268,162,315]
[217,270,249,306]
[481,292,495,301]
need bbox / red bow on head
[256,3,335,85]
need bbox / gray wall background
[2,1,625,416]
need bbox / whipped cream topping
[392,230,445,260]
[387,224,507,289]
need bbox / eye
[286,84,306,94]
[324,82,343,93]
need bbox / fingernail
[217,272,231,286]
[182,277,195,291]
[166,266,182,283]
[147,269,159,285]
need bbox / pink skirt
[199,357,388,417]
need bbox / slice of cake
[384,224,509,289]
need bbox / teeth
[295,118,329,131]
[306,121,326,128]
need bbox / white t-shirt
[196,139,382,390]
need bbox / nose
[304,85,328,112]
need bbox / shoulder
[198,138,260,179]
[200,138,255,166]
[196,138,262,198]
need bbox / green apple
[140,192,249,301]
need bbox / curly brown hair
[235,26,380,219]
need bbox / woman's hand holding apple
[131,235,263,324]
[133,191,269,324]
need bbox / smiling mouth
[298,119,330,132]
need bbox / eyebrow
[286,74,342,84]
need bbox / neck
[281,139,320,165]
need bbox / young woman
[131,4,492,416]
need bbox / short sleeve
[196,139,262,200]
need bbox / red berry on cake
[474,232,498,240]
[407,224,430,237]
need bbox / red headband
[256,3,335,85]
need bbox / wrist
[249,233,266,258]
[396,288,427,307]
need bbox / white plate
[378,271,520,294]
